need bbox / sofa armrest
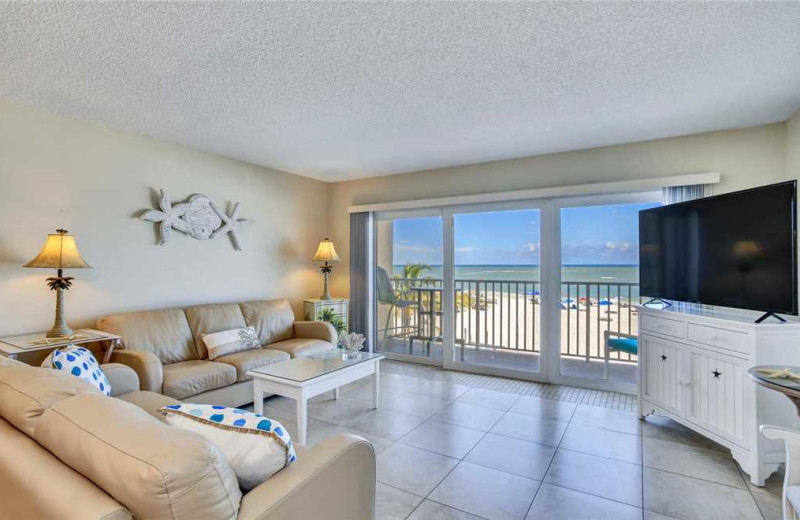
[238,434,375,520]
[293,321,337,345]
[109,351,163,393]
[102,363,140,397]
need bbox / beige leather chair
[98,299,337,407]
[0,359,376,520]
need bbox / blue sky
[391,202,660,266]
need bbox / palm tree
[401,263,432,280]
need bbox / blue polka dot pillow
[160,404,296,490]
[42,345,110,396]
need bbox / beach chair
[376,267,417,346]
[603,330,638,379]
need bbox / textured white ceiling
[2,2,800,182]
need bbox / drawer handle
[712,369,722,379]
[660,354,668,361]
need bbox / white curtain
[662,184,708,205]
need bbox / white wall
[0,100,329,336]
[328,123,790,297]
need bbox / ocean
[391,264,642,300]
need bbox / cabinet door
[687,349,745,444]
[642,337,683,414]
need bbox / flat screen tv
[639,181,798,320]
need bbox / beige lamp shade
[312,238,341,262]
[23,230,91,269]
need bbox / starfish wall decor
[138,189,254,250]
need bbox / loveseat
[0,357,376,520]
[97,299,336,407]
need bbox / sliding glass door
[371,193,660,391]
[442,202,552,380]
[374,209,444,364]
[553,194,661,393]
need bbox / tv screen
[639,181,798,315]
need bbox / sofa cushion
[215,349,291,382]
[269,338,334,358]
[0,365,101,437]
[44,345,111,396]
[185,303,247,359]
[34,394,242,520]
[98,308,197,364]
[0,418,132,520]
[118,391,181,422]
[163,360,237,400]
[240,299,295,345]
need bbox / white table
[0,329,121,363]
[248,352,384,445]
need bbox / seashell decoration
[139,189,254,250]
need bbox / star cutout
[139,189,190,245]
[211,201,254,251]
[660,354,667,361]
[712,369,722,379]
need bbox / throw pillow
[161,403,297,491]
[42,345,111,396]
[202,327,261,360]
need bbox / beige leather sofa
[98,299,336,407]
[0,357,376,520]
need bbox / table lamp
[24,229,91,338]
[312,238,341,300]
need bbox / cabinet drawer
[641,315,685,339]
[687,323,750,355]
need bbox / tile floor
[255,361,783,520]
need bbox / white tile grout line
[382,359,637,412]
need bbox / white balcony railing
[381,277,642,363]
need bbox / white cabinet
[638,305,800,486]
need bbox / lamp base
[320,270,333,300]
[46,286,73,339]
[46,325,73,339]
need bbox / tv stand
[643,298,672,308]
[637,305,800,486]
[754,311,786,324]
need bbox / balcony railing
[381,277,643,363]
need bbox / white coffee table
[248,351,384,445]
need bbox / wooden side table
[303,298,349,332]
[0,329,122,364]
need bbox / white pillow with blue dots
[160,403,297,490]
[42,345,111,396]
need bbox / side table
[0,329,122,364]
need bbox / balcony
[377,277,641,384]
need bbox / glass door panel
[558,200,660,388]
[374,212,443,363]
[449,208,543,377]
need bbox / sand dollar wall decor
[139,189,254,250]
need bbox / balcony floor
[377,337,637,385]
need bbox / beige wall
[0,100,329,336]
[789,110,800,181]
[328,123,790,297]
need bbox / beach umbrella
[562,298,575,304]
[598,298,614,306]
[526,290,540,296]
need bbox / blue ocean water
[392,264,642,300]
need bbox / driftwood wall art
[139,189,254,251]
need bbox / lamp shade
[312,238,341,262]
[23,229,91,269]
